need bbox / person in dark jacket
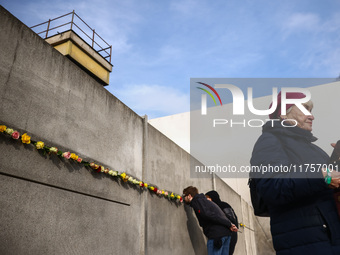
[205,190,238,255]
[183,186,238,255]
[250,91,340,255]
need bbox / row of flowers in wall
[0,125,183,204]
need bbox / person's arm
[222,207,238,226]
[192,198,232,228]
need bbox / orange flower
[0,125,7,132]
[21,133,31,144]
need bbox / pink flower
[77,158,83,163]
[11,131,20,139]
[62,151,71,159]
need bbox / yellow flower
[70,153,78,161]
[120,173,126,180]
[0,125,7,132]
[170,193,175,198]
[36,141,45,150]
[144,183,148,188]
[21,133,31,144]
[150,186,154,191]
[162,190,165,195]
[176,195,181,200]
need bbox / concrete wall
[0,6,256,255]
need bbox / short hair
[183,186,199,197]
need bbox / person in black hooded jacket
[205,190,238,255]
[183,186,238,255]
[250,91,340,255]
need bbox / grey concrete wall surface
[0,5,260,255]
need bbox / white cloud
[282,12,320,38]
[114,84,189,118]
[75,1,139,54]
[278,11,340,76]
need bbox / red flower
[154,187,158,193]
[11,131,20,139]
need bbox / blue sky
[1,0,339,118]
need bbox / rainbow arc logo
[196,82,223,106]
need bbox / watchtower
[31,11,113,86]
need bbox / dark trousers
[229,232,238,255]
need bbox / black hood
[205,190,222,206]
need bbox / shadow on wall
[254,216,275,255]
[184,204,208,255]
